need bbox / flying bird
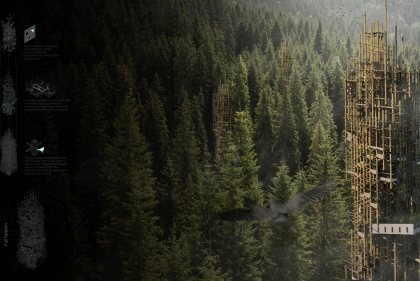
[220,183,335,227]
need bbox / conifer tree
[93,60,114,119]
[215,110,272,281]
[223,9,236,62]
[269,161,311,281]
[97,94,163,281]
[271,20,282,50]
[71,67,110,280]
[164,232,195,281]
[119,154,164,281]
[308,87,337,146]
[254,85,275,188]
[231,55,250,113]
[308,122,328,167]
[247,56,263,120]
[329,60,345,139]
[304,69,321,108]
[199,161,224,243]
[263,39,278,87]
[314,19,323,54]
[191,93,210,162]
[173,35,197,95]
[346,36,353,56]
[144,87,170,177]
[306,129,349,281]
[170,91,202,232]
[236,21,247,54]
[76,72,108,171]
[196,249,229,281]
[288,69,310,164]
[271,89,300,173]
[161,90,204,278]
[229,111,264,206]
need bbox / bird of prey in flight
[220,183,335,227]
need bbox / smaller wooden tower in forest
[278,42,292,93]
[212,83,232,161]
[345,1,420,280]
[114,64,134,110]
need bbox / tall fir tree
[191,92,211,162]
[308,87,337,147]
[170,90,202,232]
[215,110,272,281]
[231,55,250,113]
[223,9,236,62]
[229,111,264,206]
[161,90,204,279]
[72,65,110,281]
[118,144,165,281]
[306,129,349,281]
[304,68,321,108]
[254,85,275,189]
[346,36,353,56]
[269,161,311,281]
[144,86,170,178]
[97,95,163,281]
[247,55,263,120]
[313,19,323,54]
[328,59,345,140]
[173,35,197,96]
[271,89,300,173]
[288,69,310,165]
[271,20,282,50]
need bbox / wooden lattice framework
[277,42,291,93]
[213,83,232,161]
[345,9,420,281]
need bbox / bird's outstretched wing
[220,206,272,222]
[219,183,335,225]
[283,182,335,214]
[220,208,256,222]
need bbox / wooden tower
[213,83,233,161]
[345,2,420,280]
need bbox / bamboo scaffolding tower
[345,2,420,280]
[212,83,233,161]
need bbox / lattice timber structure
[344,10,420,281]
[277,42,291,93]
[213,83,232,161]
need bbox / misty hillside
[236,0,420,49]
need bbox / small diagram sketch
[24,25,35,44]
[17,188,47,270]
[1,71,17,115]
[26,77,55,97]
[1,14,16,53]
[26,139,44,156]
[0,129,18,176]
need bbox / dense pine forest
[1,0,420,280]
